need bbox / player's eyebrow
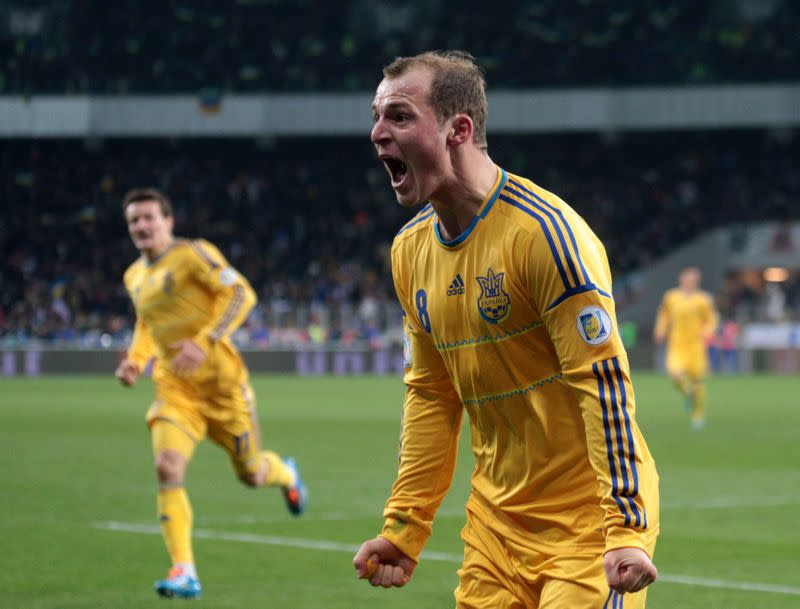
[372,100,414,115]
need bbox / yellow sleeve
[653,294,670,341]
[529,218,657,554]
[127,317,157,371]
[186,240,257,345]
[122,265,157,370]
[379,245,463,563]
[703,293,719,339]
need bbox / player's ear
[447,114,473,147]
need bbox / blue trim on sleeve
[603,359,642,527]
[593,362,631,526]
[545,283,613,311]
[612,356,647,529]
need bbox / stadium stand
[1,0,798,349]
[2,131,798,345]
[0,1,798,94]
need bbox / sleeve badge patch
[576,306,612,345]
[402,329,412,368]
[219,267,238,286]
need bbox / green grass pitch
[1,373,798,608]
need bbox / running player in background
[115,188,307,599]
[354,51,659,609]
[654,266,719,429]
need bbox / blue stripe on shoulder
[546,283,613,311]
[508,178,591,286]
[396,204,434,236]
[505,182,582,287]
[499,193,571,290]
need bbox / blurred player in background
[354,51,659,608]
[654,266,719,429]
[115,188,307,599]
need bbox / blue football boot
[154,566,202,599]
[282,457,308,516]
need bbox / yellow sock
[262,451,295,487]
[157,487,194,566]
[693,383,706,420]
[676,376,692,397]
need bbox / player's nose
[370,118,389,146]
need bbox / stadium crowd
[1,0,798,94]
[2,130,798,346]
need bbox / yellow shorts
[666,347,708,380]
[455,509,655,609]
[146,374,262,478]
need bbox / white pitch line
[195,496,800,525]
[656,574,800,596]
[661,496,800,510]
[94,521,800,597]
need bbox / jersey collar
[434,166,508,248]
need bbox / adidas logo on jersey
[447,274,466,296]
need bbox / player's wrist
[124,358,142,374]
[603,523,657,556]
[380,517,428,564]
[191,334,214,352]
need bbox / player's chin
[394,188,426,208]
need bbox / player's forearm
[127,319,157,368]
[380,388,463,562]
[653,311,668,339]
[565,355,657,550]
[195,282,256,343]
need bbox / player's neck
[430,154,497,242]
[143,236,175,262]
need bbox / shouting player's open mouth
[381,155,408,189]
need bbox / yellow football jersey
[381,167,659,563]
[654,288,718,352]
[123,238,256,384]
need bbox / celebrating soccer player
[654,266,719,429]
[353,51,659,608]
[116,188,307,599]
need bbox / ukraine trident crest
[476,268,511,323]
